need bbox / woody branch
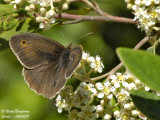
[53,0,136,25]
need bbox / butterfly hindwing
[23,62,67,99]
[66,45,83,78]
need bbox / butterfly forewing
[9,33,65,69]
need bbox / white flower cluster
[55,73,152,120]
[81,52,104,73]
[125,0,160,34]
[4,0,70,30]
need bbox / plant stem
[53,13,135,24]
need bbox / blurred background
[0,0,146,119]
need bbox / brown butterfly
[9,33,82,99]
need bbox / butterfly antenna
[78,32,93,40]
[71,32,94,44]
[59,30,66,40]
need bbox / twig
[79,0,136,24]
[134,36,150,50]
[80,0,105,16]
[91,36,150,81]
[54,13,136,24]
[62,19,83,24]
[52,0,136,25]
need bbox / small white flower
[100,99,104,105]
[56,95,61,101]
[110,75,117,80]
[135,0,141,5]
[14,4,17,9]
[132,5,137,11]
[90,62,96,68]
[156,92,160,96]
[25,6,30,11]
[139,113,147,120]
[104,81,110,87]
[114,82,120,88]
[96,55,101,61]
[145,86,150,91]
[39,22,45,28]
[121,89,129,96]
[57,108,63,113]
[80,82,86,86]
[127,83,137,90]
[97,92,104,98]
[40,2,47,7]
[146,1,151,6]
[29,4,35,9]
[40,7,46,13]
[15,0,21,4]
[95,82,103,90]
[154,0,160,4]
[114,110,120,117]
[124,103,132,110]
[135,79,140,84]
[82,52,90,60]
[104,114,111,120]
[125,0,130,2]
[123,74,130,79]
[46,10,55,18]
[110,86,116,92]
[122,81,129,88]
[87,56,95,63]
[90,88,97,95]
[107,94,113,99]
[116,72,122,76]
[36,17,44,22]
[4,0,11,3]
[50,18,56,23]
[96,105,103,112]
[81,52,104,73]
[97,67,103,73]
[116,92,128,102]
[89,55,104,73]
[127,3,133,9]
[89,83,94,88]
[131,110,139,116]
[62,3,69,10]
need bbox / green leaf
[0,18,38,41]
[15,18,38,32]
[117,48,160,92]
[130,90,160,120]
[0,16,4,27]
[0,4,18,30]
[0,4,15,16]
[2,15,18,30]
[109,96,119,111]
[108,95,116,108]
[0,18,38,50]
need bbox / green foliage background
[0,0,145,119]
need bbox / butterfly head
[67,43,73,50]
